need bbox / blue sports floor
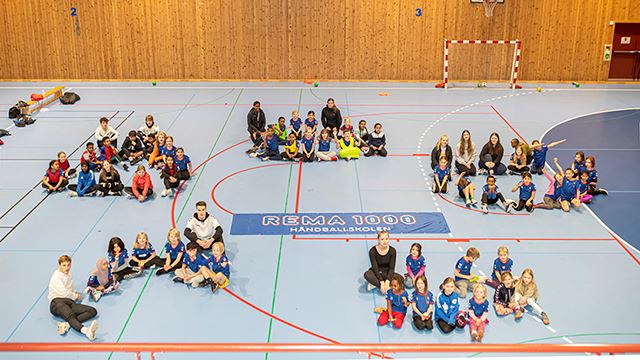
[0,82,639,359]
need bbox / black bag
[23,115,36,125]
[9,106,20,119]
[60,92,80,104]
[0,129,10,137]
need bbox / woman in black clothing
[247,101,266,152]
[321,98,343,138]
[430,134,453,170]
[364,231,402,293]
[478,132,507,175]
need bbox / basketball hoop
[483,0,497,17]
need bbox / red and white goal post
[436,39,523,89]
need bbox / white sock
[80,326,88,334]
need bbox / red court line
[294,160,303,213]
[490,105,527,143]
[171,139,249,226]
[610,231,640,267]
[211,163,290,215]
[292,236,615,242]
[436,193,528,216]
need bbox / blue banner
[230,212,450,235]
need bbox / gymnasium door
[609,23,640,80]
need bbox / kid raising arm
[546,139,567,149]
[553,157,564,175]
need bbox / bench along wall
[0,0,638,81]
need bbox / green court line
[107,89,242,359]
[264,164,294,360]
[466,332,640,358]
[265,89,302,360]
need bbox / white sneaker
[93,291,102,302]
[481,204,488,214]
[505,202,513,213]
[69,191,78,197]
[160,189,168,197]
[249,152,258,158]
[367,283,377,292]
[86,320,98,341]
[57,322,70,335]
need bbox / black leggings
[433,179,448,193]
[413,316,434,330]
[481,193,506,205]
[514,199,533,212]
[178,170,191,181]
[112,266,139,281]
[97,182,124,195]
[302,152,315,162]
[455,162,476,176]
[163,178,180,190]
[508,165,530,174]
[42,179,69,191]
[68,184,98,195]
[124,187,154,197]
[129,256,165,269]
[363,269,402,288]
[365,148,388,157]
[155,258,184,275]
[436,318,464,334]
[50,298,97,332]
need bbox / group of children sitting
[430,132,608,214]
[377,241,546,342]
[247,110,387,162]
[85,201,230,302]
[42,115,194,200]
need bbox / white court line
[539,108,640,255]
[562,336,574,344]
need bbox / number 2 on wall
[70,7,77,16]
[416,8,422,17]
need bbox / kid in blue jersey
[529,138,565,175]
[376,274,410,329]
[174,242,208,287]
[107,237,142,281]
[300,128,316,162]
[480,175,515,214]
[536,170,563,210]
[156,228,185,276]
[454,247,487,298]
[433,157,450,193]
[511,172,536,212]
[260,127,282,161]
[585,156,608,196]
[486,246,513,288]
[572,151,586,174]
[202,242,230,293]
[305,110,318,135]
[411,275,434,331]
[435,277,466,333]
[290,110,303,140]
[455,172,477,207]
[130,232,164,269]
[553,158,581,212]
[468,284,490,342]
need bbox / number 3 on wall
[70,7,77,16]
[416,8,422,17]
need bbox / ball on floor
[536,87,542,92]
[151,81,157,86]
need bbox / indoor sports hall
[0,1,639,360]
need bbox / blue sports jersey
[183,253,209,273]
[545,181,562,201]
[573,160,587,174]
[492,258,513,280]
[318,138,331,152]
[208,254,231,279]
[174,155,191,171]
[386,289,410,314]
[482,184,499,200]
[468,297,489,317]
[411,290,434,314]
[164,241,185,260]
[265,135,279,152]
[434,166,449,181]
[455,257,472,281]
[305,118,317,130]
[578,180,589,193]
[290,118,302,131]
[518,182,536,200]
[301,137,315,152]
[108,248,129,268]
[560,177,579,200]
[132,243,155,260]
[435,291,460,324]
[587,169,598,183]
[406,255,426,275]
[457,177,471,192]
[160,146,177,157]
[532,145,548,167]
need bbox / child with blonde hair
[130,232,164,269]
[156,228,186,276]
[202,242,230,293]
[290,110,303,140]
[514,268,550,325]
[486,246,513,288]
[467,284,489,342]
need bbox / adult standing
[455,130,477,176]
[48,255,98,341]
[479,132,507,175]
[247,101,266,153]
[321,98,343,137]
[364,231,402,293]
[430,134,453,170]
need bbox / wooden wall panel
[0,0,639,81]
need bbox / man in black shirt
[246,100,266,153]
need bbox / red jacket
[131,172,153,198]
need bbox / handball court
[0,82,639,359]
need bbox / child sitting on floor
[85,258,119,302]
[432,157,450,193]
[281,133,301,161]
[493,272,516,316]
[454,247,486,298]
[315,129,337,161]
[156,228,185,276]
[202,242,230,293]
[124,165,153,202]
[81,142,102,172]
[304,110,318,135]
[95,117,118,148]
[174,242,209,287]
[290,110,303,140]
[376,274,410,329]
[57,151,77,178]
[435,277,466,333]
[335,129,360,161]
[364,123,387,157]
[455,172,477,207]
[404,243,426,289]
[480,175,515,214]
[300,128,316,163]
[175,148,193,180]
[486,246,513,288]
[69,162,98,197]
[98,137,128,171]
[42,160,68,193]
[514,268,550,325]
[130,232,165,270]
[107,237,142,282]
[97,161,124,196]
[511,172,536,212]
[467,284,490,342]
[411,275,434,331]
[260,127,281,161]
